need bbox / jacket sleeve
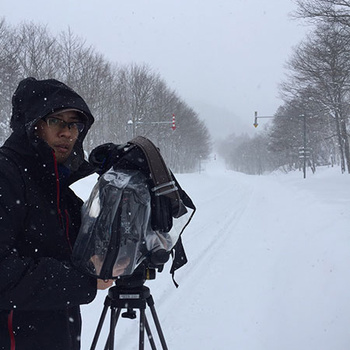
[0,159,97,311]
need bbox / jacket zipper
[64,209,72,251]
[52,151,72,252]
[8,310,15,350]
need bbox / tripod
[90,268,168,350]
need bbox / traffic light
[253,111,258,128]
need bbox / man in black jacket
[0,78,114,349]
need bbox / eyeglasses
[43,116,86,133]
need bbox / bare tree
[14,22,58,78]
[0,19,22,136]
[293,0,350,26]
[113,64,212,172]
[0,19,211,171]
[281,22,350,172]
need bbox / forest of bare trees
[219,0,350,175]
[0,19,211,173]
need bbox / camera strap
[129,136,184,218]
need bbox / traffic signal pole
[253,111,307,179]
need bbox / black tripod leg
[147,297,168,350]
[144,315,157,350]
[91,285,168,350]
[105,307,121,350]
[139,308,145,350]
[90,300,110,350]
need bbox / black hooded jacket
[0,78,98,350]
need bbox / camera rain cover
[72,168,178,280]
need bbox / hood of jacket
[7,77,95,175]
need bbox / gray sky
[1,0,308,139]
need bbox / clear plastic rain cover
[72,168,185,279]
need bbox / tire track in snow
[150,171,256,309]
[147,171,259,349]
[182,172,255,266]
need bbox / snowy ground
[72,158,350,350]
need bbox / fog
[2,0,308,139]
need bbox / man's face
[35,110,84,164]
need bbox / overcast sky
[2,0,309,139]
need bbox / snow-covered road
[72,160,350,350]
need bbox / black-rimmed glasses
[43,116,86,133]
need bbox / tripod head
[91,257,170,349]
[114,256,166,290]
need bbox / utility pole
[253,112,308,179]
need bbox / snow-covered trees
[0,19,211,173]
[219,1,350,175]
[281,22,350,173]
[293,0,350,27]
